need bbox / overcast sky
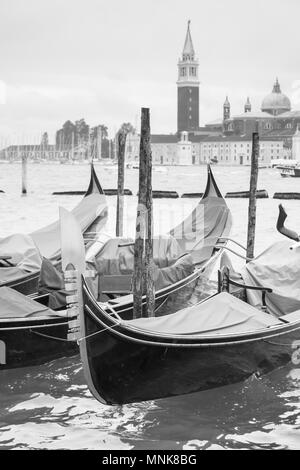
[0,0,299,143]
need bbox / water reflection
[1,164,300,449]
[0,357,299,449]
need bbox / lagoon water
[0,163,299,450]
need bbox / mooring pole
[246,130,260,261]
[116,130,127,237]
[21,153,27,195]
[133,108,155,319]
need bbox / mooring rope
[77,323,121,344]
[30,330,71,342]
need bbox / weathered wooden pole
[116,130,127,237]
[21,153,27,195]
[133,108,155,319]
[246,129,260,261]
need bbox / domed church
[261,78,291,115]
[205,79,300,152]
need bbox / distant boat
[280,166,300,178]
[272,159,297,169]
[127,162,167,173]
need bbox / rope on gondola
[30,330,71,342]
[30,324,120,343]
[77,323,121,344]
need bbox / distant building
[0,144,68,161]
[122,22,294,167]
[0,142,95,162]
[177,21,200,133]
[206,79,300,152]
[292,125,300,160]
[3,23,299,166]
[124,130,286,166]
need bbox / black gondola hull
[0,317,77,369]
[81,283,300,405]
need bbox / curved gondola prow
[169,164,232,262]
[85,162,104,196]
[202,164,223,200]
[276,204,300,242]
[59,207,107,405]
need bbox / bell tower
[223,96,231,121]
[177,21,200,133]
[244,97,251,113]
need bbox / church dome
[261,79,291,115]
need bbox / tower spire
[182,20,195,60]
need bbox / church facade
[125,22,300,166]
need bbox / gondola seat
[125,292,281,336]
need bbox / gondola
[0,166,231,370]
[59,205,300,405]
[0,163,108,296]
[80,280,300,405]
[84,165,232,318]
[0,289,77,369]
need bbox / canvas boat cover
[125,292,280,336]
[0,286,60,319]
[30,193,107,260]
[85,167,232,296]
[242,240,300,317]
[86,233,195,297]
[169,166,232,265]
[0,194,107,285]
[86,234,183,275]
[0,234,42,284]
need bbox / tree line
[55,119,135,159]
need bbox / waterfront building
[292,125,300,160]
[0,144,68,162]
[0,142,93,162]
[2,23,298,166]
[206,79,300,153]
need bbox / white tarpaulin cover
[0,286,58,318]
[0,234,42,284]
[31,193,107,260]
[242,240,300,317]
[0,194,107,284]
[126,292,280,335]
[169,168,232,265]
[86,234,195,298]
[86,235,182,276]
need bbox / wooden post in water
[116,130,127,237]
[133,108,155,319]
[21,153,27,195]
[246,130,260,261]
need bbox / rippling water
[0,162,299,450]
